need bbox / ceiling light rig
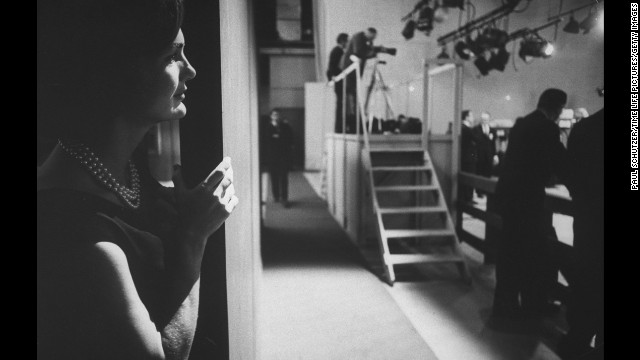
[401,0,514,40]
[436,0,525,46]
[548,0,605,35]
[452,19,560,76]
[429,0,602,77]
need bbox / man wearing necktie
[473,111,497,182]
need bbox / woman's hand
[172,157,239,242]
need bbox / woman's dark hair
[461,110,470,120]
[336,33,348,44]
[37,0,185,141]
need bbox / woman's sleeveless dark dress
[37,171,179,358]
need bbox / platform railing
[457,171,574,300]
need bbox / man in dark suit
[327,33,349,133]
[474,111,497,179]
[492,89,568,319]
[558,108,604,359]
[460,110,478,203]
[264,109,294,207]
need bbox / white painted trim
[220,0,261,359]
[259,47,315,55]
[427,63,456,76]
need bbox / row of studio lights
[437,27,555,76]
[436,4,603,76]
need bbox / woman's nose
[182,56,197,81]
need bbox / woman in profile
[37,1,238,359]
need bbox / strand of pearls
[58,139,141,209]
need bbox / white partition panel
[305,82,335,170]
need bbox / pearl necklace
[58,139,141,209]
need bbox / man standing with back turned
[558,108,604,359]
[492,89,568,320]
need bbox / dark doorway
[180,0,229,359]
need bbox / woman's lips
[174,93,185,101]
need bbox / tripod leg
[364,63,377,116]
[377,72,396,120]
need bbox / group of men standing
[490,89,603,360]
[459,90,603,360]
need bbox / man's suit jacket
[264,120,294,165]
[327,45,344,81]
[565,108,603,261]
[473,125,495,176]
[495,109,567,216]
[461,124,478,169]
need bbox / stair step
[385,229,456,238]
[396,237,453,247]
[369,146,424,153]
[386,253,464,265]
[372,165,431,172]
[375,185,438,192]
[379,206,447,214]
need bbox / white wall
[305,82,335,170]
[259,53,316,114]
[316,0,604,120]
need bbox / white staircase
[363,146,470,285]
[343,56,468,285]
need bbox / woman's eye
[168,53,180,63]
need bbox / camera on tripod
[373,46,397,56]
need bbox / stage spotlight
[474,52,492,76]
[465,35,486,57]
[437,46,450,59]
[489,47,510,72]
[434,6,449,23]
[579,8,600,34]
[442,0,464,10]
[402,19,417,40]
[518,34,554,63]
[563,14,580,34]
[454,38,474,60]
[416,6,435,35]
